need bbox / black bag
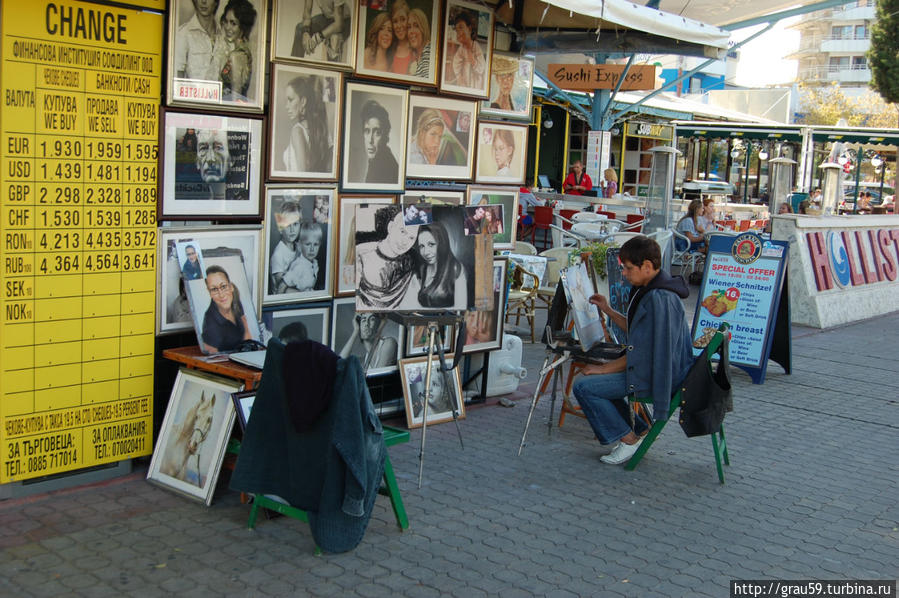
[678,335,733,437]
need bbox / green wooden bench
[246,425,410,534]
[624,326,730,483]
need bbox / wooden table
[162,346,263,390]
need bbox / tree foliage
[795,82,899,128]
[868,0,899,104]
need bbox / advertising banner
[690,233,789,384]
[0,0,162,482]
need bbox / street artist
[572,236,693,464]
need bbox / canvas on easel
[559,263,605,352]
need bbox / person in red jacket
[562,160,592,196]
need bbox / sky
[731,17,802,87]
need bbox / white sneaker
[600,437,643,465]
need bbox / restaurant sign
[545,64,656,91]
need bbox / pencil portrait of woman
[405,96,476,180]
[401,222,467,310]
[200,265,253,354]
[440,0,494,97]
[219,0,257,102]
[355,0,438,83]
[406,8,431,78]
[269,64,340,180]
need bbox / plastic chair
[531,206,554,250]
[597,210,617,220]
[737,220,751,232]
[671,229,705,278]
[625,324,731,483]
[535,248,571,313]
[559,209,578,231]
[512,240,537,256]
[625,214,644,232]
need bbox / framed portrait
[335,195,395,296]
[330,297,403,376]
[475,121,528,185]
[401,190,464,206]
[354,204,475,312]
[262,304,331,346]
[161,111,263,219]
[405,324,454,357]
[271,0,358,69]
[184,250,263,354]
[439,0,494,98]
[354,0,440,85]
[399,356,465,428]
[148,369,241,505]
[467,185,519,249]
[461,257,507,354]
[405,95,477,180]
[262,186,336,305]
[341,82,408,191]
[480,52,535,121]
[167,0,267,112]
[231,390,256,432]
[157,226,263,335]
[269,64,342,181]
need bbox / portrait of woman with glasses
[201,265,254,353]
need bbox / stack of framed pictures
[157,0,539,428]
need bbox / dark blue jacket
[625,271,694,420]
[231,338,386,552]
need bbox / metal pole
[417,325,438,488]
[853,146,863,214]
[743,145,751,204]
[878,158,886,203]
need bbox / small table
[163,346,263,390]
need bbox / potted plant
[569,240,616,296]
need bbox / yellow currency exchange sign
[1,0,162,483]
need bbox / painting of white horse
[148,370,241,505]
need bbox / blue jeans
[572,373,648,445]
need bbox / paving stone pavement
[1,297,898,597]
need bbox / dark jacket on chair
[230,338,386,552]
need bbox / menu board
[690,233,789,384]
[0,0,162,482]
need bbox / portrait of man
[181,244,204,280]
[169,121,254,205]
[197,128,230,183]
[342,82,408,191]
[174,0,226,81]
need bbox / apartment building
[788,0,875,97]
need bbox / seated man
[572,236,694,465]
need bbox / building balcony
[820,37,871,53]
[830,4,875,21]
[798,65,872,84]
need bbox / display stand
[387,312,465,488]
[518,328,624,455]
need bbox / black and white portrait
[262,187,335,304]
[261,305,330,346]
[331,297,402,376]
[405,95,476,180]
[163,112,262,218]
[342,82,408,191]
[168,0,267,111]
[335,195,395,296]
[354,204,474,312]
[269,63,341,180]
[401,190,464,206]
[399,356,465,428]
[157,226,262,335]
[271,0,358,69]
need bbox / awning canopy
[496,0,730,58]
[809,127,899,147]
[654,0,841,29]
[673,121,805,142]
